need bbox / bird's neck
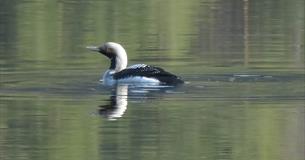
[109,49,127,72]
[110,58,116,70]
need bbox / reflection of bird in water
[87,42,183,86]
[97,84,182,120]
[98,85,128,120]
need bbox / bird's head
[87,42,128,71]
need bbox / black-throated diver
[87,42,183,86]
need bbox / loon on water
[87,42,183,86]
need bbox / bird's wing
[113,64,183,84]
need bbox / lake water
[0,0,304,160]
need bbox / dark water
[0,0,304,160]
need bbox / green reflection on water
[0,0,304,160]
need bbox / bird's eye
[107,47,114,53]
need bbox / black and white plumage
[87,42,183,86]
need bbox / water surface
[0,0,304,160]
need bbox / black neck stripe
[109,58,116,69]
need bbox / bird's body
[87,42,183,86]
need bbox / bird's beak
[86,46,99,52]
